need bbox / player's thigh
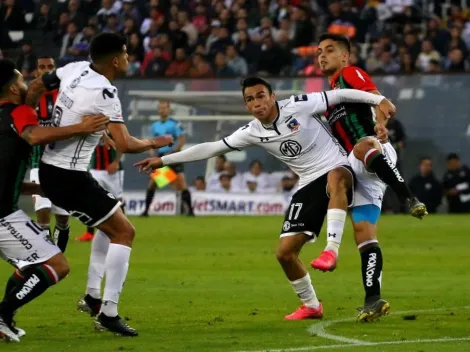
[280,174,330,245]
[40,163,121,228]
[351,204,380,245]
[326,164,355,206]
[96,207,135,246]
[0,210,61,271]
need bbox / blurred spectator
[243,174,259,193]
[235,30,260,68]
[208,26,233,59]
[143,46,169,77]
[177,11,198,47]
[447,26,469,58]
[192,176,206,192]
[348,50,365,71]
[60,22,84,61]
[140,6,165,36]
[96,0,120,28]
[416,39,441,73]
[192,4,208,34]
[257,35,287,75]
[224,161,244,190]
[250,17,278,43]
[292,6,315,46]
[36,2,56,33]
[127,32,144,62]
[66,0,87,30]
[126,53,141,76]
[122,17,139,37]
[409,157,442,214]
[142,17,168,52]
[366,40,384,73]
[0,0,25,30]
[165,47,191,77]
[442,153,470,213]
[54,12,71,45]
[206,155,227,191]
[445,48,468,72]
[403,31,421,63]
[120,0,141,24]
[280,174,298,200]
[326,1,357,40]
[214,51,235,77]
[169,20,189,51]
[189,57,214,78]
[385,0,419,27]
[426,18,450,56]
[243,160,272,191]
[400,52,415,74]
[217,172,236,193]
[103,13,121,33]
[141,37,171,74]
[226,44,248,75]
[219,8,234,32]
[376,49,400,73]
[232,18,248,43]
[16,40,37,78]
[387,117,406,171]
[428,58,441,73]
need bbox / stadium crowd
[1,0,470,78]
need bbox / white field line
[233,306,470,352]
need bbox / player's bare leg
[354,137,427,219]
[53,214,70,253]
[276,235,323,320]
[0,253,69,342]
[92,208,137,336]
[35,207,51,236]
[351,206,389,322]
[311,167,351,272]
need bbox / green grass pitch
[1,215,470,352]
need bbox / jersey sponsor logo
[0,219,33,250]
[102,88,115,100]
[279,140,302,157]
[294,94,308,102]
[365,252,377,287]
[58,93,74,109]
[287,118,300,132]
[283,221,291,231]
[16,274,40,300]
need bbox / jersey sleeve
[223,124,253,151]
[342,66,377,91]
[94,87,124,123]
[10,105,39,134]
[291,92,329,115]
[42,61,89,91]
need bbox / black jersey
[0,102,38,218]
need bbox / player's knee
[45,253,70,281]
[353,138,377,161]
[275,246,295,264]
[121,221,136,246]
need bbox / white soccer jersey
[41,61,124,171]
[223,93,349,189]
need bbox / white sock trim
[358,239,379,250]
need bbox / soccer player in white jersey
[25,33,173,336]
[135,76,396,320]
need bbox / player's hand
[80,114,109,134]
[150,135,174,149]
[378,98,396,119]
[103,131,115,149]
[107,161,119,175]
[134,157,163,174]
[374,123,389,144]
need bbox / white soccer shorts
[30,168,69,215]
[89,169,124,199]
[0,210,61,270]
[348,141,397,209]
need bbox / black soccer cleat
[77,294,102,317]
[357,298,390,323]
[96,313,138,337]
[407,197,428,219]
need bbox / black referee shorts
[39,162,121,227]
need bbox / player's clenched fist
[150,135,174,149]
[80,114,110,133]
[378,98,396,119]
[134,157,163,173]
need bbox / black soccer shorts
[280,165,354,241]
[39,162,121,227]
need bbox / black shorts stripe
[30,220,44,233]
[26,221,41,235]
[223,138,241,151]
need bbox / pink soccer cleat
[311,250,338,272]
[284,303,324,320]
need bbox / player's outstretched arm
[107,122,173,154]
[21,114,110,145]
[134,140,230,173]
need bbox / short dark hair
[240,76,273,96]
[447,153,460,161]
[217,155,227,161]
[0,59,18,96]
[89,33,127,63]
[319,33,351,53]
[250,160,262,169]
[195,176,205,182]
[38,55,54,61]
[420,156,432,163]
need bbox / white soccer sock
[290,273,320,308]
[101,243,131,317]
[86,230,110,299]
[325,209,347,255]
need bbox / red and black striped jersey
[89,141,122,171]
[324,66,378,153]
[0,102,38,217]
